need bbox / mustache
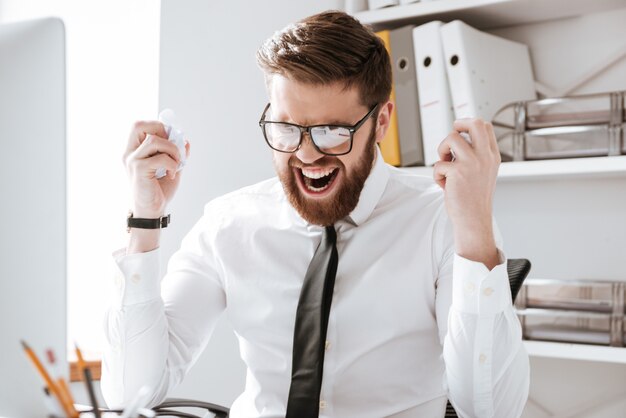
[288,155,341,170]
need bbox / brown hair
[256,10,391,107]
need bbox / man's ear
[374,100,394,144]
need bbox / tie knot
[325,225,336,244]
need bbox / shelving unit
[524,340,626,364]
[357,0,626,395]
[404,155,626,181]
[355,0,626,30]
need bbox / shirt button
[319,400,327,409]
[464,282,476,294]
[479,353,487,364]
[325,340,331,350]
[483,287,494,296]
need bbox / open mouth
[295,166,339,196]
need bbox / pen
[75,343,102,418]
[20,340,76,418]
[46,348,79,417]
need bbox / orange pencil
[46,348,79,417]
[20,340,77,418]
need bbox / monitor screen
[0,17,67,417]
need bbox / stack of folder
[515,279,626,347]
[492,90,625,161]
[376,20,537,167]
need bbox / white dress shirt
[102,149,529,418]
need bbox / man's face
[268,75,388,226]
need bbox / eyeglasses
[258,103,378,156]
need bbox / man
[102,10,529,418]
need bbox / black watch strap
[127,212,170,232]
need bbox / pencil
[43,387,65,417]
[20,340,76,418]
[75,343,101,418]
[46,348,79,417]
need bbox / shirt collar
[346,146,389,227]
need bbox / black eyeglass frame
[258,103,379,156]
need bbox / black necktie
[286,225,339,418]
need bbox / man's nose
[295,133,325,164]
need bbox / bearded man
[102,10,529,418]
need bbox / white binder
[440,20,537,121]
[390,25,424,166]
[413,21,454,166]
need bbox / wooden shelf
[354,0,626,30]
[402,155,626,181]
[524,340,626,364]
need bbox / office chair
[444,258,532,418]
[90,398,228,418]
[98,258,530,418]
[151,398,229,417]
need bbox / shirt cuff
[451,249,511,316]
[112,247,162,306]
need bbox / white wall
[489,8,626,97]
[158,0,343,406]
[0,0,161,361]
[0,0,160,413]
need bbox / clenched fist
[433,118,501,270]
[122,121,190,219]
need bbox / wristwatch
[127,211,171,232]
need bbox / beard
[275,127,377,226]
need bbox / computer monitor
[0,17,67,417]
